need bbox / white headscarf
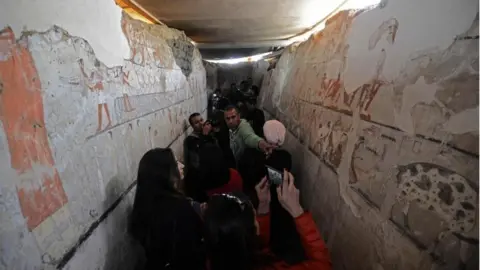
[263,120,286,146]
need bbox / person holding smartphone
[263,120,306,264]
[203,171,331,270]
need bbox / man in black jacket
[183,113,217,200]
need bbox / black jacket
[183,133,217,175]
[130,195,206,270]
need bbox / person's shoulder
[229,168,241,178]
[185,133,195,140]
[239,119,251,127]
[185,133,200,142]
[157,195,197,215]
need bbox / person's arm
[277,171,331,269]
[184,137,200,172]
[256,213,271,248]
[255,177,271,249]
[238,121,263,149]
[295,212,332,269]
[168,200,206,267]
[200,133,217,145]
[183,138,190,175]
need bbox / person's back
[142,195,205,270]
[130,148,206,270]
[199,144,243,199]
[265,149,306,265]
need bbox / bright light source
[343,0,382,9]
[201,0,381,64]
[205,52,273,64]
[286,0,381,45]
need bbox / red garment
[257,212,332,270]
[206,168,243,196]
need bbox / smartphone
[266,165,283,185]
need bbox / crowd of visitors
[129,79,332,270]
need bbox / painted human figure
[0,27,67,230]
[320,44,349,107]
[361,18,399,115]
[121,66,135,112]
[341,18,398,118]
[78,58,112,132]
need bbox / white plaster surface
[0,8,207,270]
[443,106,479,135]
[343,0,478,93]
[0,0,130,67]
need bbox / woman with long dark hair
[203,171,331,270]
[130,148,205,270]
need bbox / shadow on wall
[103,177,144,270]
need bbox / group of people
[129,84,332,270]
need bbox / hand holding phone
[277,170,304,218]
[266,165,283,185]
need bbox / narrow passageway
[0,0,478,269]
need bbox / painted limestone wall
[0,0,207,269]
[257,0,478,269]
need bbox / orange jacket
[256,212,332,270]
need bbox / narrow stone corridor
[0,0,478,269]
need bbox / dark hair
[189,112,201,125]
[204,193,257,270]
[129,148,181,244]
[224,105,239,114]
[199,144,230,190]
[251,85,259,96]
[245,97,257,106]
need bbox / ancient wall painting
[0,27,68,230]
[391,162,478,265]
[305,18,398,121]
[345,120,479,265]
[63,15,193,140]
[258,7,479,267]
[78,58,113,133]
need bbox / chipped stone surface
[257,0,478,269]
[0,8,207,270]
[0,0,130,67]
